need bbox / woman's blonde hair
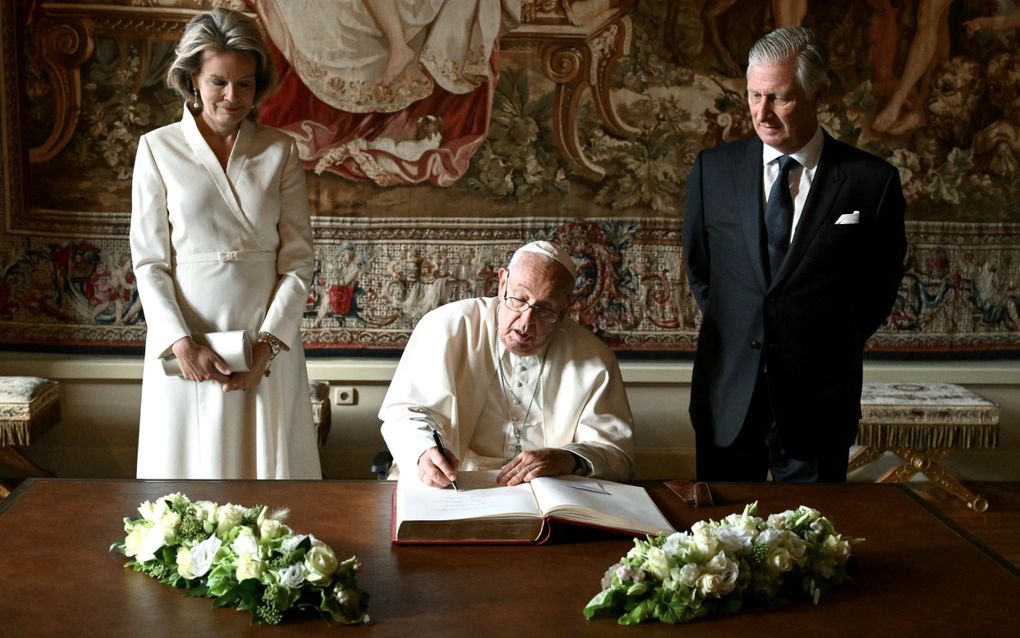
[165,8,276,110]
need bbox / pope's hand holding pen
[417,442,460,489]
[410,407,460,489]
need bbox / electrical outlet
[333,386,357,406]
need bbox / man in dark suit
[683,27,907,482]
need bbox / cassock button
[751,340,762,351]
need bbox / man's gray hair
[166,8,275,110]
[746,27,829,98]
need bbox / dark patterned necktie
[764,155,799,281]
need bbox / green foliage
[113,492,370,626]
[583,502,860,626]
[465,68,568,201]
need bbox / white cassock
[379,297,635,480]
[130,107,321,480]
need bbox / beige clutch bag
[161,330,253,377]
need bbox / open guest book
[392,470,675,544]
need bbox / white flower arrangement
[111,493,369,625]
[584,502,859,625]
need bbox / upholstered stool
[0,377,61,498]
[309,380,331,449]
[850,382,1000,512]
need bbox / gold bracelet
[257,331,287,377]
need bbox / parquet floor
[908,481,1020,571]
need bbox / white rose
[158,512,181,540]
[193,501,218,533]
[720,512,754,533]
[133,519,175,563]
[714,525,753,552]
[768,547,793,573]
[277,562,308,589]
[124,525,148,559]
[137,499,167,523]
[767,512,791,530]
[231,529,259,557]
[706,554,738,595]
[216,504,245,535]
[692,528,719,558]
[136,531,163,563]
[757,528,784,548]
[236,552,263,581]
[304,544,339,585]
[786,535,807,560]
[707,554,736,577]
[176,547,196,579]
[185,535,222,579]
[698,573,724,596]
[661,531,693,557]
[677,564,700,587]
[259,517,290,541]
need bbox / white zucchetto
[508,240,578,282]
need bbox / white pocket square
[835,211,860,225]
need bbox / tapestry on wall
[1,0,1018,356]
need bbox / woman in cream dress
[130,8,321,479]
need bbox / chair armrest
[370,450,393,480]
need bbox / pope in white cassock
[130,9,321,480]
[379,241,635,487]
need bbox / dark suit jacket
[683,131,907,459]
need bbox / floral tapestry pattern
[1,0,1018,355]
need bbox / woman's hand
[170,336,231,383]
[220,341,272,393]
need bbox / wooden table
[1,479,1018,637]
[850,382,1000,511]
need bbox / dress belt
[174,251,276,264]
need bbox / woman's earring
[192,87,200,109]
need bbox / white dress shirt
[761,126,824,242]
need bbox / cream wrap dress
[130,108,321,479]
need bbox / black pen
[431,429,459,492]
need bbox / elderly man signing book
[379,241,635,488]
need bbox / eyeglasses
[503,291,564,323]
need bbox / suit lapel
[180,108,258,237]
[771,132,847,287]
[739,137,769,292]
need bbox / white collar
[762,126,824,171]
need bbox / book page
[530,475,675,535]
[396,470,542,524]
